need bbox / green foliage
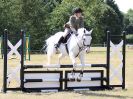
[20,0,49,49]
[48,0,123,43]
[106,0,124,25]
[0,0,21,33]
[0,0,125,50]
[126,34,133,43]
[124,9,133,34]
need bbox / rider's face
[75,13,82,18]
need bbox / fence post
[3,29,8,93]
[122,31,126,89]
[106,31,110,88]
[20,30,25,91]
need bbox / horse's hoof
[47,68,50,71]
[77,77,81,82]
[69,78,75,82]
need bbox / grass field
[0,47,133,99]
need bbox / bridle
[74,29,92,57]
[82,33,91,48]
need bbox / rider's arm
[79,16,84,28]
[69,16,77,32]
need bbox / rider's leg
[55,28,70,48]
[70,28,77,34]
[63,28,70,37]
[55,36,64,48]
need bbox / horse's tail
[40,41,47,54]
[42,32,63,55]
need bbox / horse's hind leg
[46,45,56,65]
[47,54,51,65]
[47,50,53,65]
[58,53,64,65]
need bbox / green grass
[0,47,133,99]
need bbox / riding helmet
[72,7,83,14]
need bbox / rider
[55,7,84,48]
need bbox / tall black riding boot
[55,36,64,48]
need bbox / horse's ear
[89,29,93,34]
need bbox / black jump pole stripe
[24,65,43,69]
[20,30,25,91]
[3,29,8,93]
[25,79,43,83]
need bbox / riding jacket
[64,15,84,31]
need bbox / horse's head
[77,28,93,53]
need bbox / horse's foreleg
[79,53,85,72]
[69,53,77,81]
[77,53,85,81]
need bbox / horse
[44,28,93,81]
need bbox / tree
[0,0,125,50]
[105,0,124,34]
[0,0,21,35]
[0,0,62,50]
[19,0,63,50]
[124,9,133,34]
[46,0,123,44]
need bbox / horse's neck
[68,34,83,47]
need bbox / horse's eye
[76,34,78,36]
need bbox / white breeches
[63,28,77,37]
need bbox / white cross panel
[7,39,22,59]
[110,40,123,82]
[7,65,21,86]
[110,63,123,82]
[110,40,123,60]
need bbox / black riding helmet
[72,7,83,14]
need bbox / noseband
[82,33,91,48]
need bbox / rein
[65,30,91,57]
[74,33,91,57]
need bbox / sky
[114,0,133,13]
